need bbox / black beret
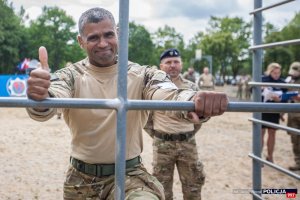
[160,48,181,61]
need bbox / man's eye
[105,32,115,38]
[87,36,98,42]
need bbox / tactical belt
[70,156,141,177]
[153,130,194,141]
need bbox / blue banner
[0,75,28,97]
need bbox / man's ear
[159,63,164,70]
[116,26,119,36]
[77,35,83,48]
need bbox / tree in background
[0,0,23,74]
[184,32,205,72]
[200,16,251,79]
[264,12,300,76]
[152,25,185,66]
[282,12,300,62]
[26,6,84,71]
[0,3,298,76]
[263,29,293,76]
[128,22,156,66]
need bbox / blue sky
[9,0,299,42]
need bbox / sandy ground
[0,85,299,200]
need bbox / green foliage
[128,22,156,66]
[0,3,298,78]
[26,6,83,71]
[152,25,185,66]
[192,16,251,78]
[281,12,300,62]
[0,0,23,74]
[264,12,300,76]
[184,32,204,71]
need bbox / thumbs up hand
[27,46,51,101]
[39,46,50,71]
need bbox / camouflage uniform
[183,71,196,83]
[236,78,243,100]
[27,58,198,199]
[244,75,252,100]
[286,62,300,170]
[197,73,215,91]
[146,75,206,200]
[64,164,163,200]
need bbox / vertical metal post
[252,0,263,199]
[115,0,129,199]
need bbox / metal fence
[0,0,300,199]
[250,0,300,199]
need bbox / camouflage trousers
[64,163,165,200]
[153,136,205,200]
[287,114,300,166]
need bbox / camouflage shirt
[27,58,196,164]
[145,75,203,135]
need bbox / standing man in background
[145,48,206,200]
[236,77,244,100]
[286,61,300,171]
[197,67,215,90]
[183,67,196,83]
[244,75,252,100]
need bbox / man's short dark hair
[78,7,116,36]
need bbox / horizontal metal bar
[249,0,295,14]
[249,39,300,50]
[127,100,193,111]
[0,97,300,113]
[129,100,300,112]
[249,118,300,135]
[227,102,300,113]
[248,82,300,89]
[249,153,300,180]
[0,97,121,109]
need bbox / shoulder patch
[152,71,168,81]
[157,82,178,89]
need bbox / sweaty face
[160,57,182,79]
[78,19,118,67]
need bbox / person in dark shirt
[261,63,287,163]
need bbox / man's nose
[170,62,176,67]
[97,38,108,47]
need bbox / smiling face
[160,57,182,79]
[77,19,118,67]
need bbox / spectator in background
[261,63,287,163]
[183,67,196,83]
[236,77,244,100]
[244,75,252,100]
[145,48,205,200]
[197,67,215,90]
[286,61,300,171]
